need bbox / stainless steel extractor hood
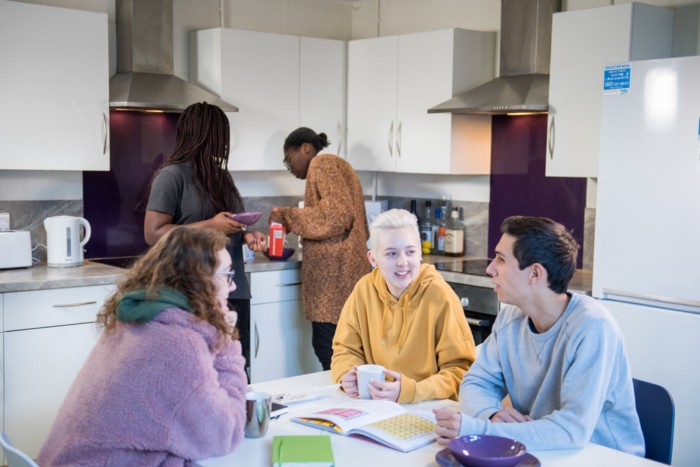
[429,0,560,115]
[110,0,237,112]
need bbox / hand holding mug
[368,368,401,402]
[340,369,360,398]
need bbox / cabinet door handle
[102,112,108,155]
[277,282,302,287]
[548,115,555,160]
[396,121,402,158]
[53,301,98,308]
[254,322,260,358]
[387,121,394,158]
[336,121,343,155]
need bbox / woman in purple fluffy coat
[38,227,248,466]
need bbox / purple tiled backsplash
[488,115,586,267]
[82,111,179,258]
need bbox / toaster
[0,230,32,269]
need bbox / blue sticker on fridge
[603,64,631,95]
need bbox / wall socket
[0,212,10,231]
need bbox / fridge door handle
[603,288,700,314]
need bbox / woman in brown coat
[270,127,370,370]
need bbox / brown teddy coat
[272,154,369,323]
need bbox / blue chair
[633,378,675,465]
[0,432,38,467]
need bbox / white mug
[357,364,385,400]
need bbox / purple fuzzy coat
[37,308,248,466]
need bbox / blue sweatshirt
[458,293,644,456]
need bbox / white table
[196,371,664,467]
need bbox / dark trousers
[228,298,250,382]
[311,322,337,371]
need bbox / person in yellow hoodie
[331,208,476,403]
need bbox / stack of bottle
[408,196,466,256]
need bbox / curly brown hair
[97,227,238,344]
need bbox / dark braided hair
[146,102,243,214]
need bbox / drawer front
[4,284,116,331]
[250,269,301,305]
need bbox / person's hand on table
[369,369,401,402]
[489,406,533,423]
[244,231,267,252]
[340,368,360,398]
[434,408,462,446]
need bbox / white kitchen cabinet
[249,269,320,383]
[2,284,115,459]
[0,0,109,171]
[190,29,346,170]
[545,3,673,178]
[347,29,495,174]
[300,37,347,157]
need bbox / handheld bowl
[448,435,527,467]
[227,212,262,226]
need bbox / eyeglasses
[216,265,236,286]
[283,152,292,171]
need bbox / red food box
[269,222,286,257]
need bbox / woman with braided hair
[144,102,265,376]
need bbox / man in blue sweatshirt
[434,216,644,456]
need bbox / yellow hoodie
[331,263,476,403]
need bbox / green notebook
[272,435,335,466]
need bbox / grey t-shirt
[146,162,250,299]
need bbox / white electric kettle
[44,216,91,268]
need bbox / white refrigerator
[594,55,700,465]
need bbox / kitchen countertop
[422,254,593,295]
[0,262,124,293]
[0,250,592,296]
[0,250,303,294]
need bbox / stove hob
[88,256,141,269]
[432,259,492,277]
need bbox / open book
[291,399,436,453]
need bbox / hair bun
[318,132,330,148]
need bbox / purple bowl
[227,211,262,226]
[448,435,527,467]
[262,247,295,261]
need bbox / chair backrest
[633,378,675,465]
[0,433,39,467]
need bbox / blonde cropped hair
[369,208,420,251]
